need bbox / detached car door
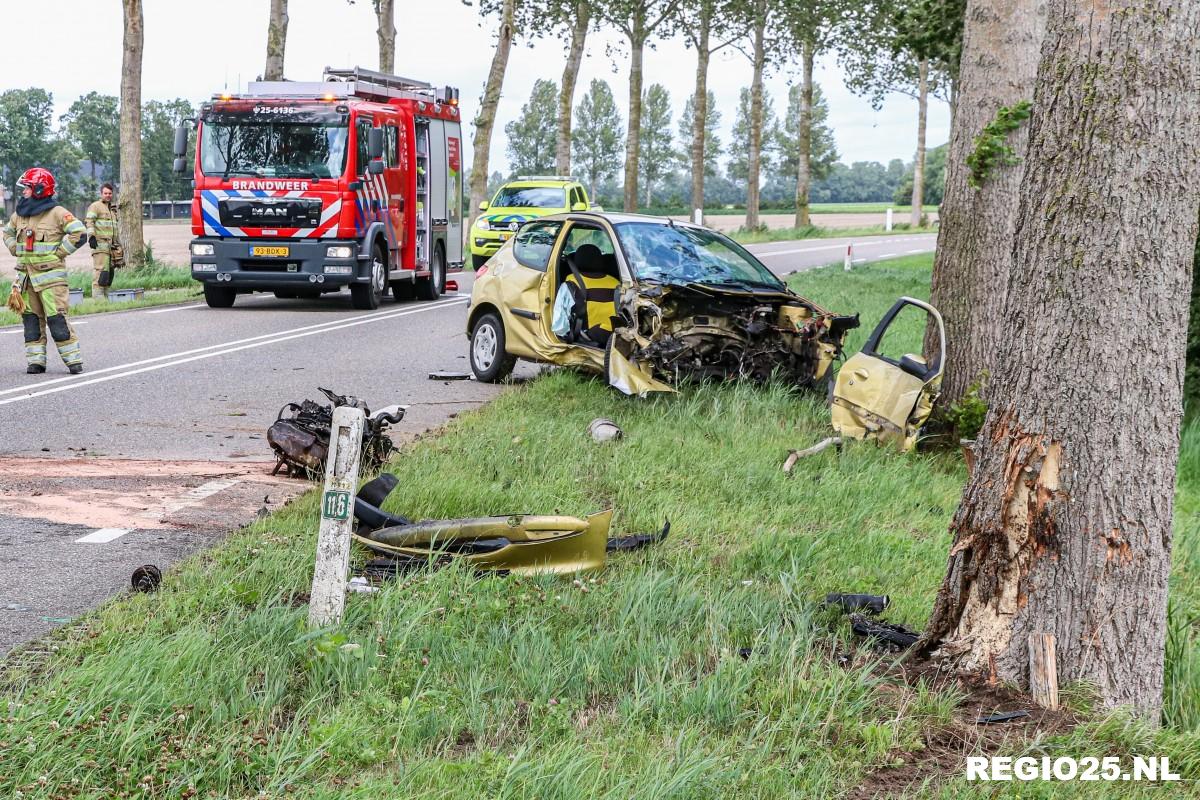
[831,297,945,451]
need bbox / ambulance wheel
[470,312,515,383]
[351,242,388,310]
[417,246,445,301]
[204,284,237,308]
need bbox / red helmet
[17,168,56,199]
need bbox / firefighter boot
[46,313,82,372]
[21,313,46,373]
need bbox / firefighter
[2,168,87,374]
[85,182,121,299]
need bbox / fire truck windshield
[200,117,349,180]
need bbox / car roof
[535,210,689,227]
[500,179,575,188]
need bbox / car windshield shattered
[614,222,786,292]
[491,187,566,208]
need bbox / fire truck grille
[219,198,323,229]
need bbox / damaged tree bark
[916,0,1200,716]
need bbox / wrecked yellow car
[831,296,945,451]
[465,212,860,395]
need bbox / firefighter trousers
[91,251,110,299]
[20,281,81,369]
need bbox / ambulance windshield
[200,113,349,180]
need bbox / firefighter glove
[88,235,98,249]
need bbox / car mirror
[479,201,490,211]
[367,127,384,160]
[571,202,586,211]
[368,158,384,175]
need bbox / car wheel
[472,253,489,271]
[417,246,444,301]
[204,284,236,308]
[351,241,387,310]
[470,312,516,382]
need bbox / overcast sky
[4,0,950,176]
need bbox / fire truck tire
[204,284,237,308]
[351,241,388,310]
[470,312,516,383]
[417,245,445,301]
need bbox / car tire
[472,253,489,271]
[204,284,237,308]
[351,241,387,310]
[417,246,445,301]
[470,312,516,383]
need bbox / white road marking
[0,298,468,407]
[754,244,851,259]
[72,320,89,326]
[141,478,241,520]
[75,528,130,544]
[907,249,928,254]
[146,303,203,314]
[880,253,898,258]
[0,297,466,400]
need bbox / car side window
[355,119,371,176]
[384,124,398,167]
[569,188,581,208]
[514,221,563,271]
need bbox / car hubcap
[373,258,385,293]
[473,324,497,370]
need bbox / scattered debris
[351,473,667,576]
[587,418,623,443]
[824,592,889,615]
[737,647,754,660]
[267,388,405,478]
[975,710,1030,725]
[849,613,920,651]
[131,564,162,593]
[783,436,843,473]
[346,576,378,594]
[428,371,472,381]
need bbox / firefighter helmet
[17,168,56,199]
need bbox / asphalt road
[0,231,935,657]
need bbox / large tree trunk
[744,5,766,230]
[556,1,590,176]
[793,40,814,229]
[689,12,711,222]
[622,22,646,212]
[264,0,288,81]
[909,59,929,227]
[468,0,515,230]
[119,0,144,268]
[918,0,1200,716]
[376,0,396,74]
[924,0,1046,410]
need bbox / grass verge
[0,265,198,325]
[2,255,1198,799]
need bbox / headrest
[571,243,605,277]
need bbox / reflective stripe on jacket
[85,200,118,246]
[3,207,88,286]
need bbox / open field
[2,254,1197,798]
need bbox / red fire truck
[173,66,463,309]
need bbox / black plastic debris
[849,613,920,651]
[825,592,890,615]
[428,371,472,381]
[606,519,670,552]
[975,710,1030,725]
[131,565,162,593]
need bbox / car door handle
[512,309,539,320]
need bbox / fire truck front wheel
[351,241,388,310]
[204,284,237,308]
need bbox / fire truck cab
[175,66,463,309]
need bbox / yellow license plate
[250,245,290,257]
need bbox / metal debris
[267,388,405,478]
[975,710,1030,725]
[783,436,843,473]
[587,418,623,443]
[428,371,472,381]
[849,613,920,651]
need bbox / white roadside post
[693,207,702,225]
[844,242,853,272]
[885,207,893,232]
[308,405,366,628]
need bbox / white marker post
[693,207,702,225]
[885,207,893,232]
[844,242,853,272]
[308,405,365,628]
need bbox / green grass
[0,265,198,325]
[2,254,1198,799]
